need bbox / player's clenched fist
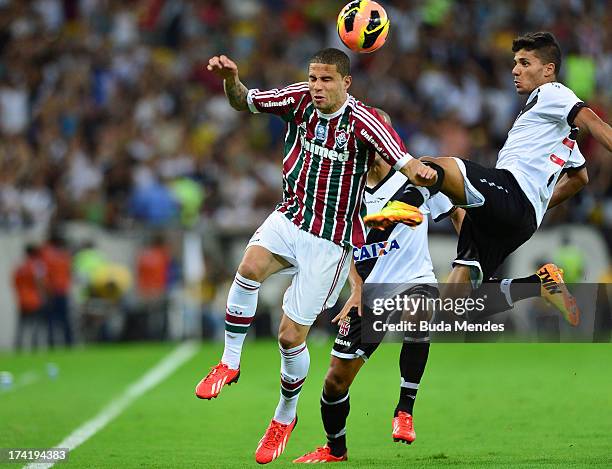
[403,158,437,187]
[207,55,239,80]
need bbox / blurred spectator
[137,233,171,299]
[0,0,605,237]
[40,231,74,348]
[135,233,172,339]
[13,244,46,350]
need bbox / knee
[324,367,350,397]
[278,329,302,350]
[237,259,265,283]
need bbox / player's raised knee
[237,259,265,283]
[278,328,303,349]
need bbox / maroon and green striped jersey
[247,82,413,248]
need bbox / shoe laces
[313,446,331,456]
[263,421,287,449]
[397,412,413,429]
[204,363,227,382]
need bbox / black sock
[395,342,429,416]
[321,390,349,457]
[471,275,541,320]
[508,274,541,301]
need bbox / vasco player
[295,110,463,463]
[370,32,611,322]
[194,48,436,464]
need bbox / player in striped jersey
[194,48,438,464]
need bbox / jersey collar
[315,94,350,119]
[527,87,539,104]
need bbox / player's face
[512,49,555,95]
[308,63,351,114]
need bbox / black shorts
[331,284,438,361]
[454,159,537,282]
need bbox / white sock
[274,342,310,424]
[221,273,260,369]
[500,278,514,307]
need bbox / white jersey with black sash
[353,171,454,289]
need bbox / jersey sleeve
[426,193,455,222]
[355,106,414,171]
[536,83,586,126]
[246,82,309,120]
[564,143,586,170]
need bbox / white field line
[23,342,199,469]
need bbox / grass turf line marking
[23,342,199,469]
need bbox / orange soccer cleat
[293,445,348,463]
[255,417,297,464]
[363,200,424,231]
[392,411,416,444]
[195,362,240,399]
[536,263,580,327]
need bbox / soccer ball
[337,1,390,53]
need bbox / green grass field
[1,341,611,468]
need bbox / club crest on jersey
[315,122,327,142]
[353,239,401,262]
[338,316,351,336]
[335,129,349,149]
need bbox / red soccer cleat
[195,362,240,399]
[293,445,347,463]
[255,417,297,464]
[392,411,416,444]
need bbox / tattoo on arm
[224,78,249,111]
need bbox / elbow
[578,168,589,187]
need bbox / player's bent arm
[207,55,249,111]
[332,259,362,323]
[223,75,249,111]
[450,207,465,234]
[574,107,612,153]
[348,258,362,292]
[548,167,589,209]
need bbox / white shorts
[247,211,351,326]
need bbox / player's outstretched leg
[467,264,580,326]
[195,270,258,399]
[392,339,430,444]
[196,246,290,400]
[294,357,363,463]
[256,315,309,464]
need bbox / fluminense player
[295,109,463,463]
[369,32,611,321]
[194,48,437,464]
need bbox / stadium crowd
[0,1,611,345]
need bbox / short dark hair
[309,48,351,77]
[512,32,562,76]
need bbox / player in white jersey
[370,32,611,324]
[194,49,438,464]
[295,111,464,463]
